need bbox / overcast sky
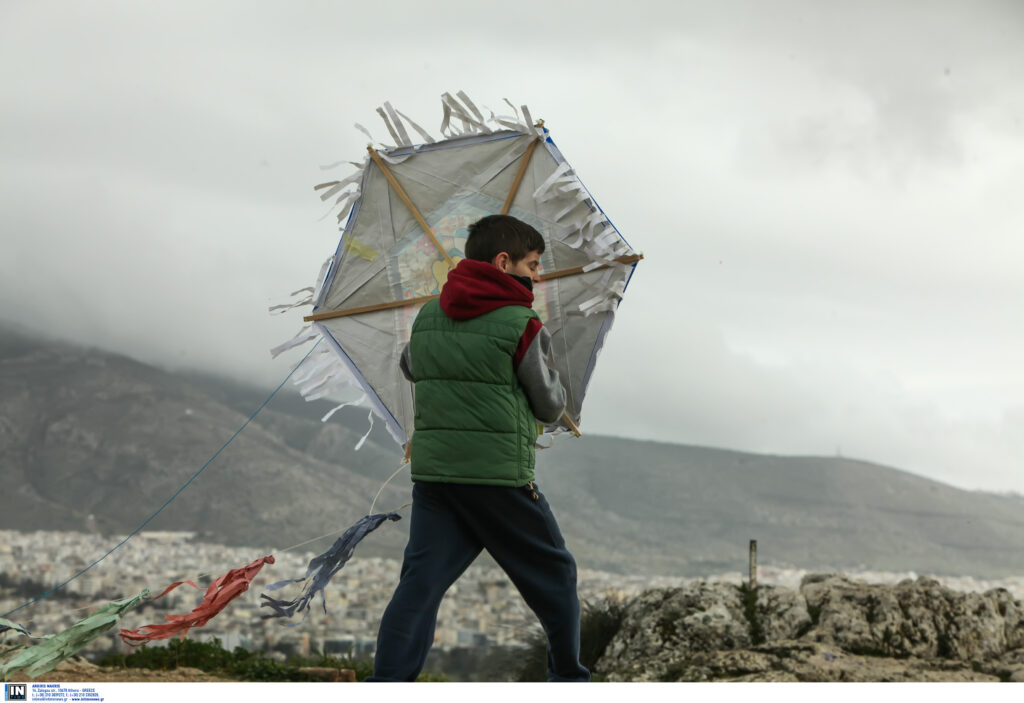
[2,1,1022,493]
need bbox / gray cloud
[2,0,1022,493]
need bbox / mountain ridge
[2,322,1023,578]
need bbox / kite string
[0,341,322,622]
[265,497,412,559]
[368,459,410,515]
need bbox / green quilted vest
[409,299,538,486]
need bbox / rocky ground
[597,573,1024,681]
[7,573,1024,682]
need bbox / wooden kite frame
[303,254,643,323]
[314,129,638,438]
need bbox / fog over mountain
[3,2,1023,497]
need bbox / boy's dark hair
[465,215,545,263]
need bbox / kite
[274,91,641,449]
[119,555,273,646]
[260,512,401,621]
[1,590,150,679]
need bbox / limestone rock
[597,583,750,681]
[594,576,1024,682]
[800,574,1024,661]
[754,584,813,642]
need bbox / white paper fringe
[270,325,318,358]
[268,287,315,315]
[321,392,367,423]
[354,409,375,451]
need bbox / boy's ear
[491,252,510,270]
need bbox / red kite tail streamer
[119,555,274,646]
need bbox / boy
[367,214,590,682]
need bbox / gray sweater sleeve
[516,325,566,424]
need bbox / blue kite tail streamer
[259,512,401,621]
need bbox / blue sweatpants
[367,480,590,682]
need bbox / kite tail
[260,513,401,621]
[0,590,150,679]
[119,555,274,646]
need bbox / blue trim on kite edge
[313,321,407,446]
[383,130,524,159]
[313,164,372,312]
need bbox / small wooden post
[748,539,758,590]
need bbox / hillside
[535,438,1024,576]
[0,325,411,557]
[2,323,1024,578]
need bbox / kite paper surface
[119,555,274,646]
[277,93,639,447]
[260,512,401,621]
[1,590,149,679]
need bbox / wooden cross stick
[539,254,643,282]
[304,294,440,322]
[562,414,582,437]
[500,135,542,215]
[367,146,456,269]
[303,254,643,322]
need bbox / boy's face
[497,250,543,283]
